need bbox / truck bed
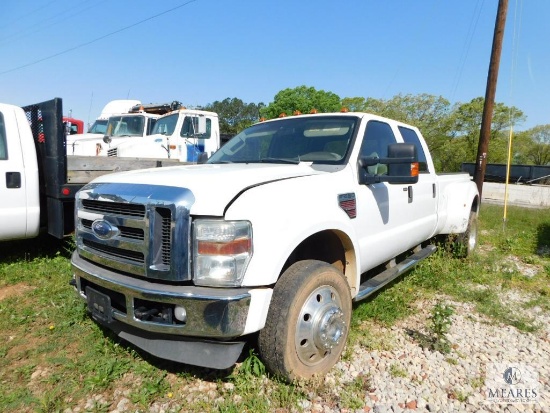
[67,156,189,184]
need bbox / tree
[202,98,264,135]
[260,86,341,119]
[340,97,367,112]
[361,94,454,143]
[514,125,550,165]
[452,97,525,161]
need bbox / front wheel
[258,260,352,381]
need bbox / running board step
[354,244,437,302]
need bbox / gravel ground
[327,293,550,413]
[65,289,549,413]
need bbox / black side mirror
[103,135,112,144]
[358,143,419,185]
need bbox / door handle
[6,172,21,188]
[407,185,413,203]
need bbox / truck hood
[89,163,324,215]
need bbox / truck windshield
[106,115,145,137]
[152,113,178,135]
[88,119,108,134]
[208,116,356,164]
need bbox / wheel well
[472,195,480,213]
[281,230,357,293]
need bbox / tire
[454,210,478,257]
[258,260,352,381]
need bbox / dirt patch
[0,283,35,301]
[499,255,542,278]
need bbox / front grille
[107,148,118,157]
[82,219,144,240]
[83,239,145,264]
[82,199,145,217]
[76,183,193,282]
[159,209,171,265]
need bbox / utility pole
[474,0,508,198]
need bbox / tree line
[202,85,549,172]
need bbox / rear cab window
[398,126,429,173]
[0,112,7,160]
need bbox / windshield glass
[208,116,356,164]
[106,115,145,137]
[88,119,107,134]
[152,113,178,135]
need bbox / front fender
[224,170,361,289]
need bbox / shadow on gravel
[0,231,74,264]
[536,223,550,257]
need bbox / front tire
[258,260,352,381]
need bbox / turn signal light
[411,162,419,177]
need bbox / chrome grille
[107,148,118,157]
[82,219,144,240]
[75,183,194,282]
[83,239,145,264]
[82,199,145,217]
[159,208,171,266]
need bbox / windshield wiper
[259,157,300,164]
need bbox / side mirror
[103,135,112,144]
[196,116,207,135]
[358,143,419,185]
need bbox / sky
[0,0,548,131]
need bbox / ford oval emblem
[91,219,119,239]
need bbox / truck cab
[63,117,84,135]
[68,112,160,156]
[66,99,142,155]
[0,104,41,241]
[108,108,220,162]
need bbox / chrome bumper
[71,251,251,339]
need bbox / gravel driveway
[324,293,549,413]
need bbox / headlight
[193,220,252,287]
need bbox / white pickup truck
[70,112,479,380]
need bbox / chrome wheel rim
[468,216,478,253]
[295,285,347,366]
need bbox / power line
[450,0,485,101]
[0,0,104,48]
[0,0,199,76]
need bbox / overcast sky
[0,0,548,130]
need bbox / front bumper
[71,251,251,339]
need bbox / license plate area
[86,286,113,324]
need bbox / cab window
[0,112,7,160]
[398,126,429,172]
[181,117,211,139]
[359,120,397,175]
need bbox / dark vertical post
[474,0,508,198]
